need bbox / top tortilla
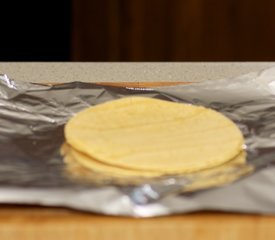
[65,97,244,174]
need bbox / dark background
[1,0,275,61]
[0,1,71,61]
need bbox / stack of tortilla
[62,97,252,190]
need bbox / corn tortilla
[65,97,244,174]
[62,143,162,177]
[62,143,251,190]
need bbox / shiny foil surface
[1,67,275,217]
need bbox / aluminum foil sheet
[1,67,275,217]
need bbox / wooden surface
[0,206,275,240]
[1,81,275,240]
[72,0,275,61]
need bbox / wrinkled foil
[1,67,275,217]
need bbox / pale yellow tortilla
[62,143,162,177]
[183,152,253,192]
[64,97,244,174]
[62,143,252,190]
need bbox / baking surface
[0,63,275,239]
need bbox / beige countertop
[0,62,274,83]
